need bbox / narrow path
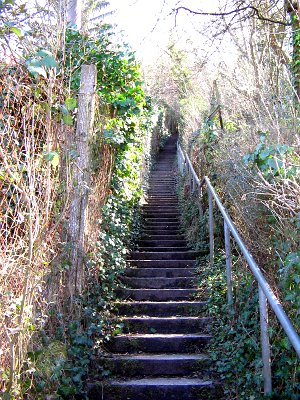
[89,135,219,399]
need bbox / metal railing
[177,142,300,394]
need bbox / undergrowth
[177,173,300,400]
[0,23,168,399]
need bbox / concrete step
[142,229,181,235]
[144,216,180,223]
[147,192,176,195]
[138,238,186,247]
[147,190,175,194]
[148,182,174,184]
[124,268,196,278]
[147,189,175,194]
[147,184,175,188]
[142,205,179,215]
[95,136,218,399]
[135,247,190,253]
[146,203,178,207]
[143,224,180,230]
[121,276,196,289]
[130,251,199,260]
[121,316,211,334]
[102,353,211,377]
[143,213,179,219]
[147,193,177,197]
[113,301,207,317]
[145,203,179,208]
[143,217,180,223]
[140,234,185,240]
[106,333,211,353]
[90,378,217,400]
[148,181,175,185]
[127,260,196,268]
[147,194,176,199]
[145,199,178,203]
[117,288,199,301]
[143,221,180,226]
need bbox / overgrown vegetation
[147,1,299,396]
[178,176,299,399]
[1,0,300,398]
[0,1,172,397]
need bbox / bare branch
[172,5,290,26]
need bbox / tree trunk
[68,64,97,299]
[68,0,82,30]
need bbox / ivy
[177,177,300,399]
[242,132,298,180]
[25,23,156,400]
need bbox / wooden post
[68,65,97,299]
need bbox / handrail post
[198,185,204,219]
[259,285,272,394]
[177,143,181,173]
[208,188,214,266]
[188,166,192,193]
[224,221,233,304]
[192,176,195,193]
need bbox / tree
[68,0,82,29]
[171,1,300,102]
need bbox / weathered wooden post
[68,64,97,299]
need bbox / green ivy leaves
[64,28,146,146]
[26,49,59,78]
[43,151,59,168]
[242,132,298,180]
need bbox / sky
[107,0,222,63]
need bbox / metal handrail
[177,141,300,394]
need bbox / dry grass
[0,62,115,395]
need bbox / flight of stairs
[88,135,218,399]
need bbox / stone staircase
[89,135,219,399]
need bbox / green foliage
[203,253,265,399]
[177,178,300,399]
[242,132,298,180]
[203,252,299,400]
[0,0,27,40]
[201,119,219,144]
[26,24,155,400]
[177,176,208,252]
[167,42,192,100]
[64,28,146,145]
[25,49,59,78]
[280,251,300,312]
